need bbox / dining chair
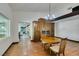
[49,38,67,56]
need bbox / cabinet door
[32,21,40,42]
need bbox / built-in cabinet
[32,18,55,42]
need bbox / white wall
[13,11,48,40]
[54,4,79,41]
[0,3,19,55]
[55,15,79,41]
[12,13,19,42]
[53,3,79,18]
[0,3,13,55]
[13,11,48,22]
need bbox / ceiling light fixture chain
[48,3,52,20]
[48,3,51,20]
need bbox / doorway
[18,22,30,40]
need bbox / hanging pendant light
[45,3,56,20]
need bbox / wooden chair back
[59,38,67,54]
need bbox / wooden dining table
[41,36,61,50]
[41,36,61,44]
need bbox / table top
[41,36,61,44]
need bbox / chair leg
[63,52,65,56]
[50,49,53,56]
[50,49,51,55]
[43,43,48,50]
[57,53,60,56]
[44,44,46,50]
[42,44,45,50]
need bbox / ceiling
[9,3,79,13]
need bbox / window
[0,13,10,39]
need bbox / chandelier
[45,3,56,20]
